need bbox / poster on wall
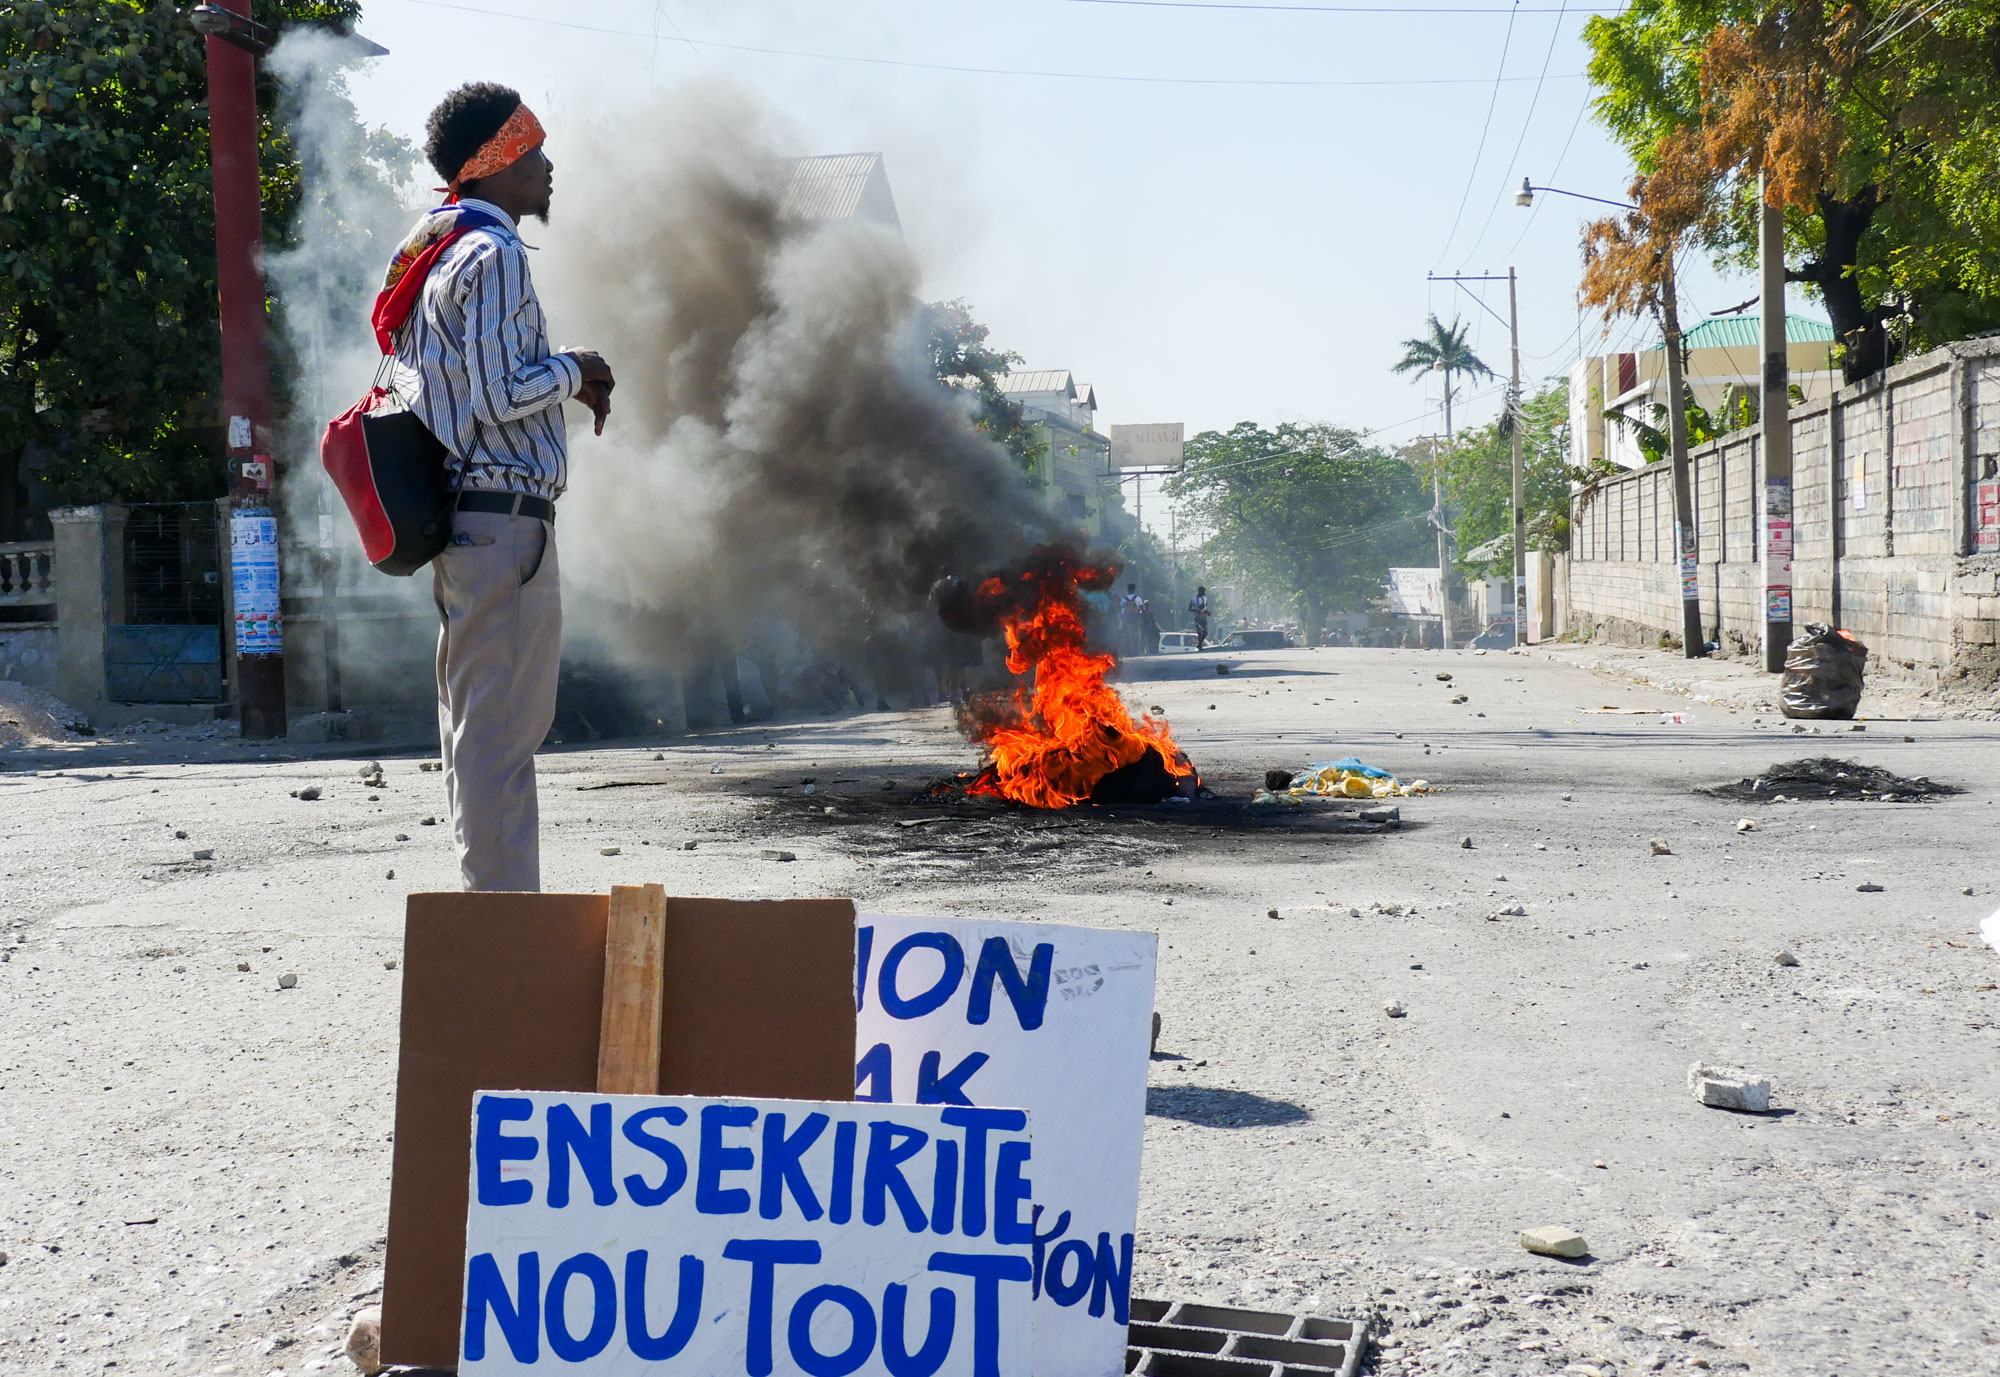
[229,508,283,656]
[458,1091,1034,1376]
[854,916,1157,1377]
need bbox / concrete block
[1688,1062,1772,1112]
[1519,1226,1590,1259]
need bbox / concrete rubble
[1687,1062,1772,1113]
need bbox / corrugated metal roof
[780,153,893,224]
[995,369,1076,397]
[1646,314,1836,352]
[1072,381,1097,408]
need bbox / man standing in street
[1188,585,1210,651]
[386,82,614,891]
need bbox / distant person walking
[1188,585,1210,651]
[1139,597,1162,657]
[384,82,615,891]
[1119,582,1144,658]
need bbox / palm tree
[1392,314,1495,650]
[1392,313,1495,441]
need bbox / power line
[1495,88,1593,263]
[1432,0,1522,269]
[1460,0,1568,267]
[396,0,1584,87]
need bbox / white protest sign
[460,1091,1035,1377]
[854,916,1157,1377]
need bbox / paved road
[2,646,1995,1375]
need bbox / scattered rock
[358,760,383,779]
[1519,1225,1589,1259]
[384,959,398,970]
[1650,838,1673,856]
[1688,1062,1772,1112]
[1460,836,1475,849]
[1384,1000,1408,1019]
[1774,949,1799,967]
[1215,664,1231,676]
[192,848,214,862]
[1435,672,1454,682]
[1150,1011,1162,1053]
[761,849,797,862]
[174,829,188,840]
[419,760,442,772]
[1149,705,1166,717]
[709,764,724,775]
[344,1304,384,1376]
[419,817,438,827]
[1736,818,1757,833]
[1264,768,1296,791]
[394,833,410,842]
[680,840,699,851]
[289,786,322,802]
[277,973,299,991]
[237,961,251,972]
[654,752,666,761]
[1491,903,1528,919]
[1592,1159,1607,1170]
[1266,908,1281,920]
[1359,805,1400,824]
[1450,693,1469,704]
[600,846,622,857]
[1857,882,1884,893]
[385,869,395,880]
[1561,792,1574,802]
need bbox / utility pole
[204,0,286,736]
[1659,253,1705,658]
[1508,267,1525,648]
[1431,426,1454,651]
[1427,270,1526,646]
[1757,175,1794,672]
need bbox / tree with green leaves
[921,298,1046,482]
[1436,380,1576,578]
[0,0,395,533]
[1164,422,1433,645]
[1391,314,1495,441]
[1585,0,2000,382]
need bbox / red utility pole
[205,0,287,737]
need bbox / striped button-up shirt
[391,199,581,501]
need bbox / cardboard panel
[382,892,857,1368]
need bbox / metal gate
[109,502,225,703]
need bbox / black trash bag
[1780,624,1869,720]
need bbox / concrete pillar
[49,504,128,717]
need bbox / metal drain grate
[1128,1299,1367,1377]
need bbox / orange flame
[962,555,1195,809]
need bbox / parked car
[1157,631,1200,653]
[1221,628,1291,650]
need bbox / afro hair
[423,82,524,186]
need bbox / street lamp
[1516,178,1636,211]
[1516,176,1706,660]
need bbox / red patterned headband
[449,104,545,192]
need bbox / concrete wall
[1566,339,2000,686]
[0,624,57,692]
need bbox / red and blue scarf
[369,202,507,354]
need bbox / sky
[344,0,1798,463]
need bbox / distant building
[779,152,903,233]
[1571,315,1840,472]
[996,369,1114,534]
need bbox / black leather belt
[454,490,555,524]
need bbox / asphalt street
[2,646,1995,1375]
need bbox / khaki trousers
[432,510,561,892]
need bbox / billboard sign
[1108,423,1184,471]
[1385,567,1442,619]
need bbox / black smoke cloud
[535,84,1067,688]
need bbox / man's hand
[566,349,616,387]
[576,380,612,436]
